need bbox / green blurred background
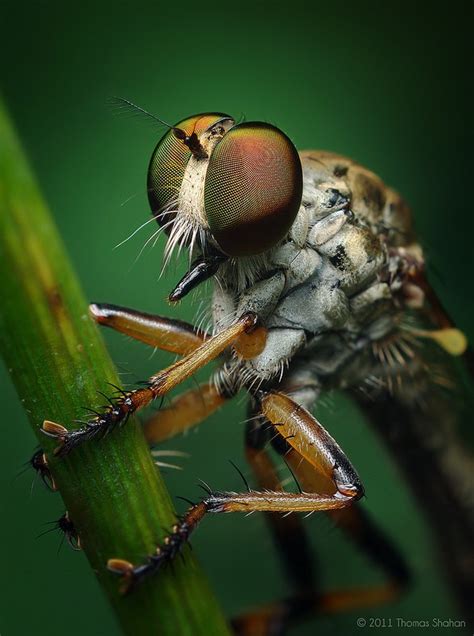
[0,1,472,634]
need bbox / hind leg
[107,390,363,593]
[232,409,409,635]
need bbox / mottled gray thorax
[212,151,419,405]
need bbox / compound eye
[204,123,302,256]
[147,113,231,232]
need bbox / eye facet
[147,113,231,232]
[204,122,302,257]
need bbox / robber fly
[42,100,473,633]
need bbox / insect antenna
[109,97,175,131]
[109,97,194,150]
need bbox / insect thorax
[211,151,423,404]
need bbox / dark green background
[0,1,472,635]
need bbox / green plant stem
[0,97,230,636]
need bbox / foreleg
[43,312,261,455]
[90,302,207,354]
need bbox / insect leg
[30,448,57,491]
[43,313,262,455]
[264,392,409,596]
[57,511,82,550]
[90,302,207,354]
[143,381,232,445]
[107,390,362,593]
[232,585,402,636]
[244,411,318,594]
[256,390,364,502]
[288,448,410,591]
[233,439,410,635]
[229,416,319,636]
[38,511,81,551]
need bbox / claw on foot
[30,449,57,491]
[108,558,135,574]
[59,511,82,550]
[107,502,208,593]
[41,420,70,455]
[108,558,137,594]
[42,419,68,439]
[38,511,81,550]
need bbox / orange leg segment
[245,416,318,594]
[260,391,363,499]
[107,390,363,592]
[89,303,207,354]
[232,441,409,635]
[232,585,399,636]
[144,382,228,445]
[43,312,260,455]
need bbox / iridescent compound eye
[204,122,303,256]
[147,113,231,232]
